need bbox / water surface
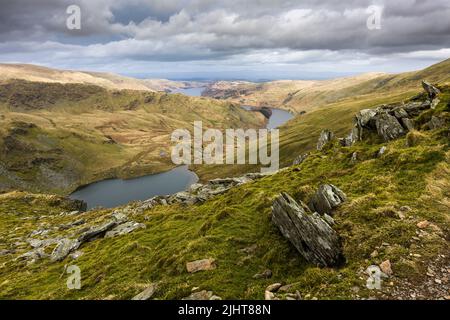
[70,166,198,209]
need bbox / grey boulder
[309,184,347,215]
[272,193,343,267]
[317,130,334,150]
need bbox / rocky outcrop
[77,220,117,243]
[422,81,440,101]
[105,221,145,238]
[51,238,80,262]
[133,171,276,213]
[317,130,334,150]
[375,112,406,141]
[427,116,447,129]
[271,192,343,267]
[20,210,144,263]
[292,153,309,165]
[309,184,347,215]
[346,81,442,144]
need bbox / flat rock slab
[272,192,343,267]
[131,283,158,300]
[186,258,216,273]
[51,238,80,262]
[105,221,145,238]
[182,290,221,300]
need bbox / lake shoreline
[69,87,294,209]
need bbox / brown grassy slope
[194,59,450,180]
[0,63,191,92]
[0,80,264,195]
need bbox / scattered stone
[431,98,440,109]
[266,283,283,292]
[18,247,48,262]
[77,220,117,243]
[378,146,387,157]
[134,171,276,212]
[182,290,219,300]
[417,220,430,229]
[292,153,309,166]
[58,219,85,230]
[186,258,216,273]
[132,283,158,300]
[240,244,258,255]
[401,118,415,131]
[339,134,353,147]
[427,116,446,129]
[264,291,275,300]
[351,152,358,162]
[380,260,393,276]
[105,221,145,238]
[422,81,440,101]
[309,184,347,215]
[278,284,294,292]
[69,250,84,260]
[111,211,128,223]
[272,192,343,267]
[252,269,272,279]
[370,250,379,258]
[50,238,80,262]
[317,130,334,151]
[323,213,335,226]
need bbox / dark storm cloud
[0,0,449,77]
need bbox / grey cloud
[0,0,449,77]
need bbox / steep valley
[0,79,264,195]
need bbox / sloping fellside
[194,60,450,181]
[0,80,264,195]
[202,58,450,114]
[0,91,448,300]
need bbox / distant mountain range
[0,63,200,92]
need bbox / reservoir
[70,92,294,209]
[70,165,198,209]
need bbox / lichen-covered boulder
[422,81,440,101]
[309,184,347,215]
[272,193,343,267]
[375,112,406,141]
[317,130,334,150]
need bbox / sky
[0,0,449,80]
